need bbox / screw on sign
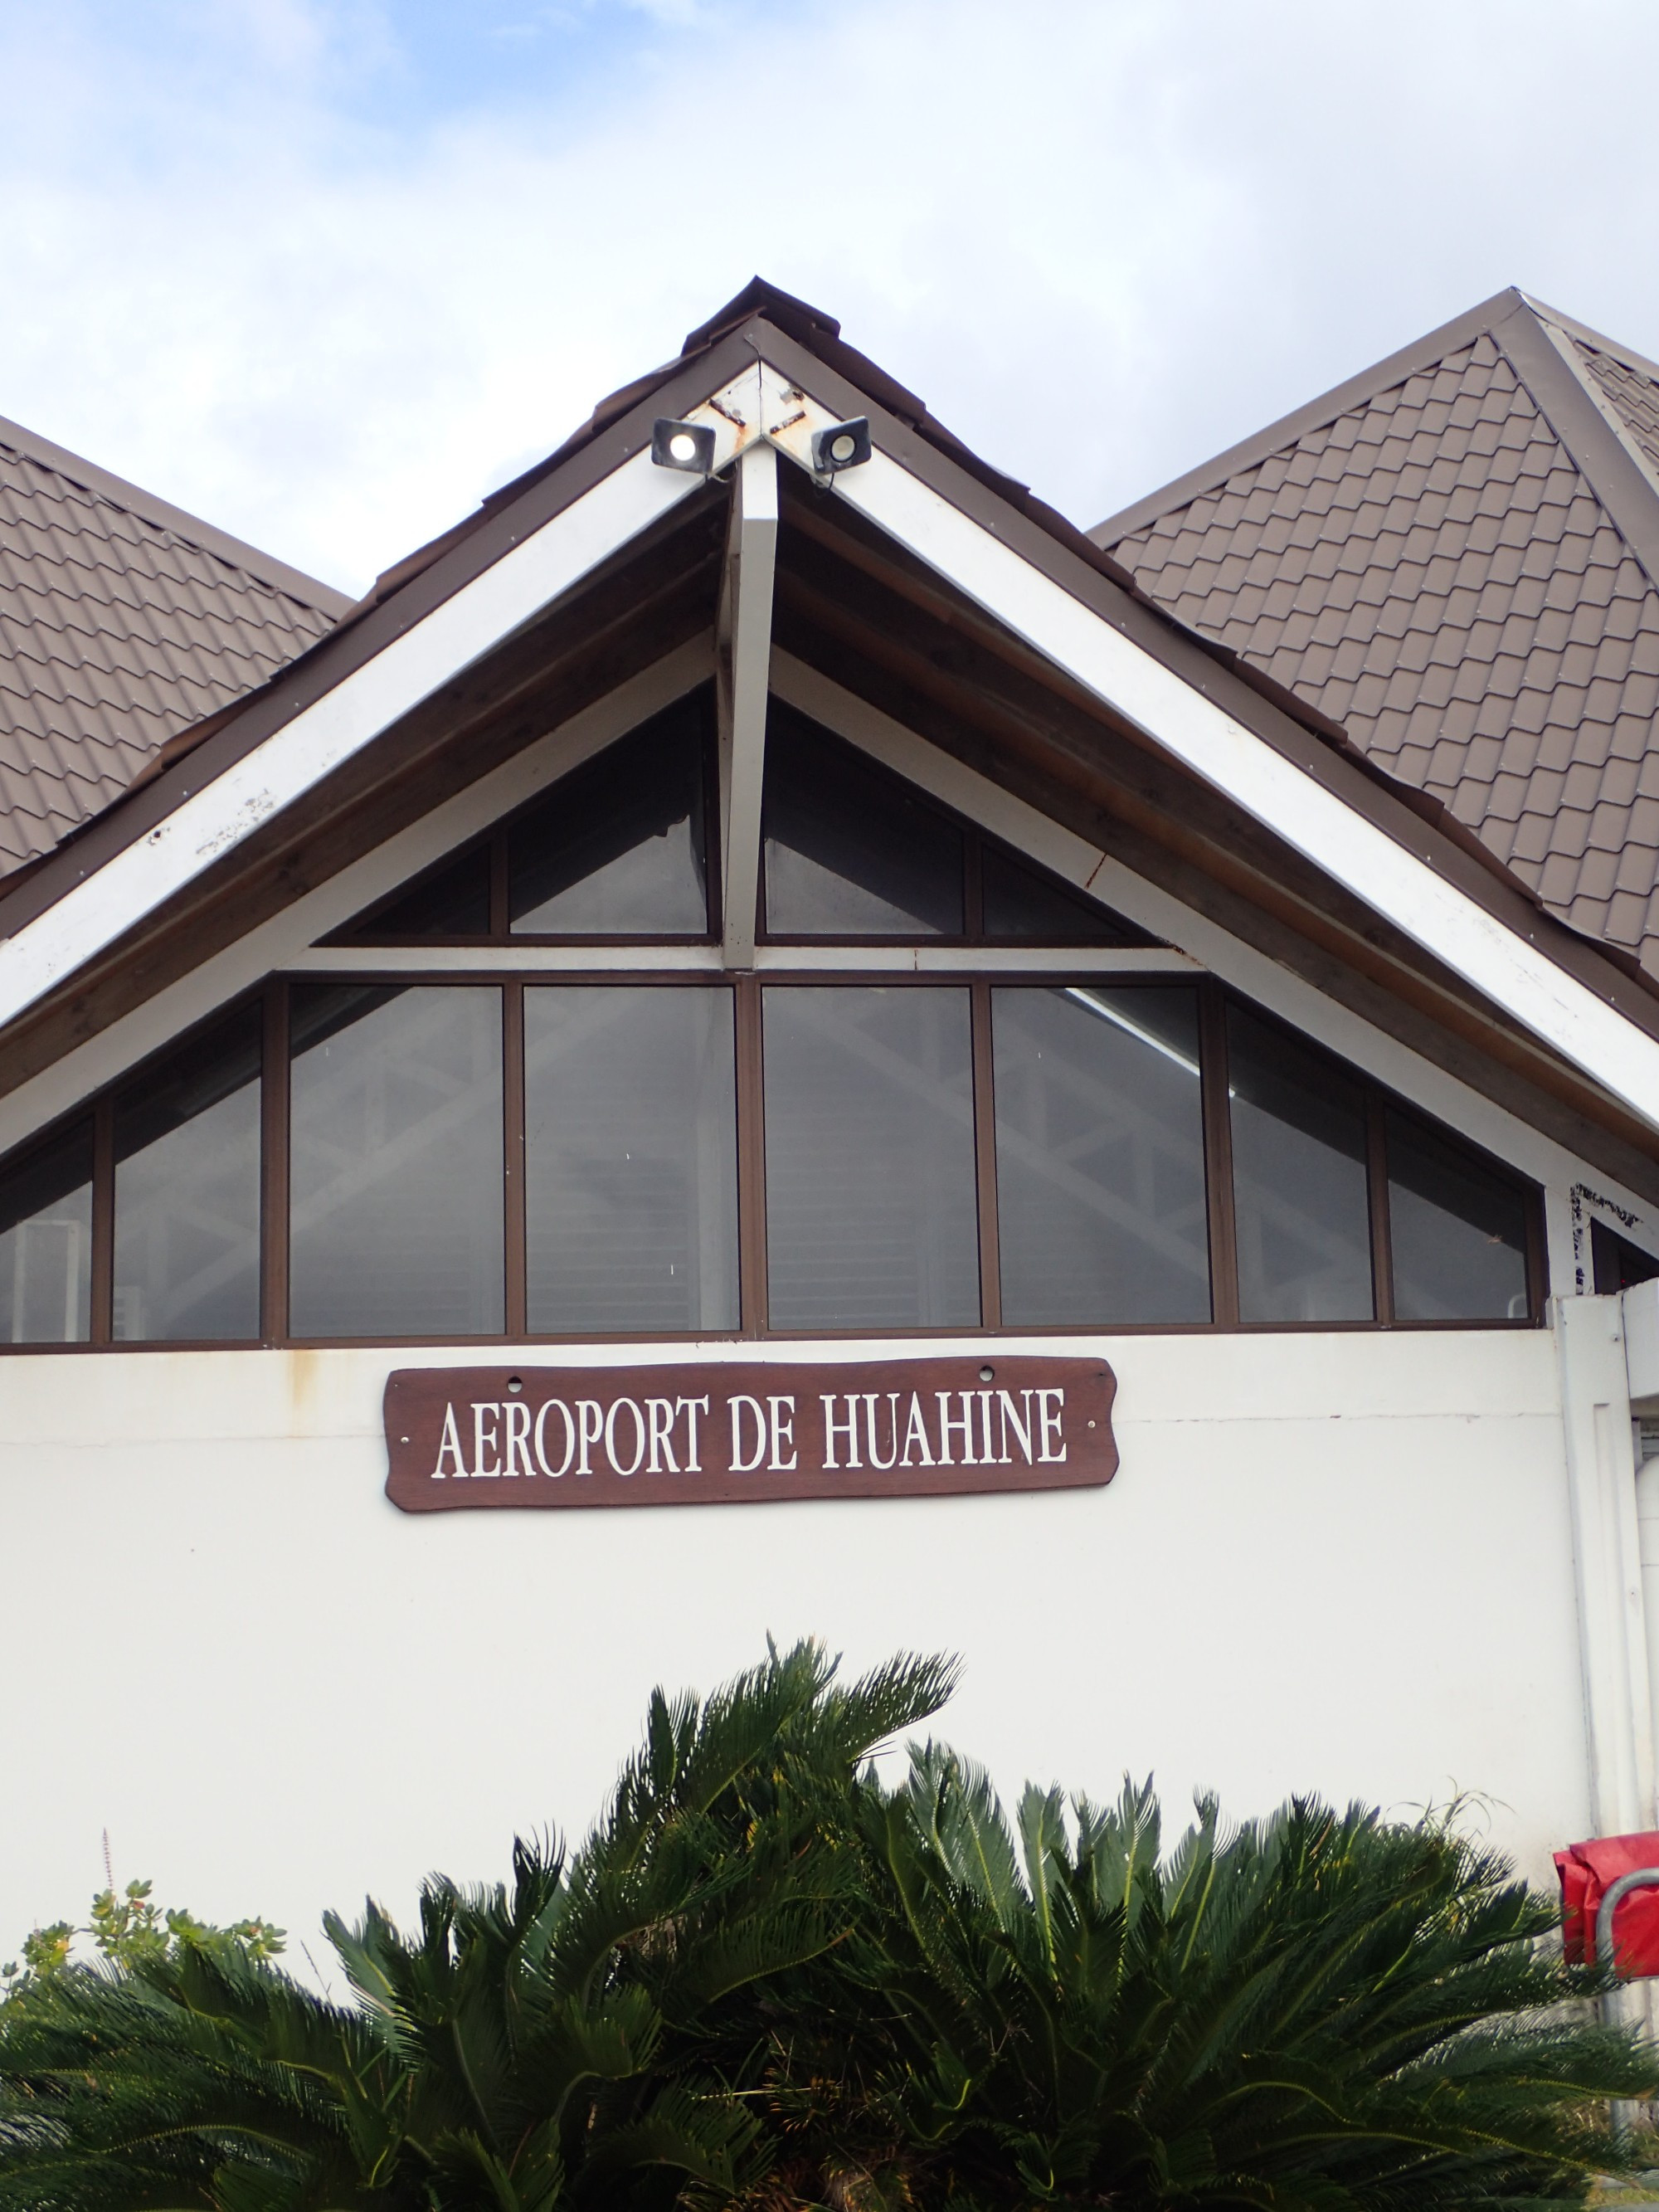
[383,1355,1117,1513]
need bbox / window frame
[756,709,1155,951]
[0,965,1549,1350]
[0,690,1558,1349]
[327,694,727,951]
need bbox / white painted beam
[719,439,778,967]
[758,368,1659,1138]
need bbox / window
[1227,1004,1372,1324]
[113,1006,262,1342]
[0,1121,91,1344]
[524,986,738,1332]
[508,705,709,936]
[762,708,965,937]
[759,707,1152,945]
[981,847,1142,944]
[348,848,492,941]
[1592,1219,1659,1295]
[289,985,504,1337]
[0,695,1548,1347]
[992,987,1209,1325]
[763,987,980,1329]
[333,694,714,944]
[1386,1108,1530,1323]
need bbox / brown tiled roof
[1097,290,1659,980]
[1571,338,1659,485]
[0,413,348,879]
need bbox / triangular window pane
[508,696,709,935]
[335,846,492,942]
[762,704,964,937]
[981,845,1154,945]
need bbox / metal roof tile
[0,425,341,879]
[1576,850,1622,899]
[1100,305,1659,967]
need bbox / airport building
[3,282,1659,1942]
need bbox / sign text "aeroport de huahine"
[382,1356,1117,1511]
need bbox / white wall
[0,1328,1586,1967]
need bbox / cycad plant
[0,1643,951,2211]
[0,1642,1652,2211]
[754,1748,1657,2209]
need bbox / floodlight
[810,417,872,475]
[651,418,716,475]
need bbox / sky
[2,0,1657,598]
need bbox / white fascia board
[757,365,1659,1137]
[0,385,753,1036]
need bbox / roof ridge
[1091,289,1529,548]
[1520,299,1659,517]
[1520,293,1659,391]
[1491,300,1659,604]
[0,411,353,618]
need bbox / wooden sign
[383,1354,1117,1513]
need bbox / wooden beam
[719,440,778,967]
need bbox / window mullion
[971,980,1002,1329]
[90,1094,114,1344]
[1366,1089,1394,1325]
[1199,979,1239,1328]
[735,975,768,1334]
[504,981,528,1337]
[261,982,290,1343]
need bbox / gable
[0,281,1652,1240]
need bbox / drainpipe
[1560,1289,1658,2035]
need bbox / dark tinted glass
[525,987,738,1332]
[508,701,708,934]
[993,987,1209,1324]
[762,707,964,936]
[1228,1005,1372,1323]
[1387,1108,1530,1321]
[0,1120,91,1343]
[763,987,978,1328]
[981,846,1147,944]
[289,985,504,1336]
[343,847,491,940]
[114,1006,261,1341]
[1593,1218,1659,1295]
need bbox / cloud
[1,0,1657,593]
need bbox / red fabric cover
[1555,1832,1659,1971]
